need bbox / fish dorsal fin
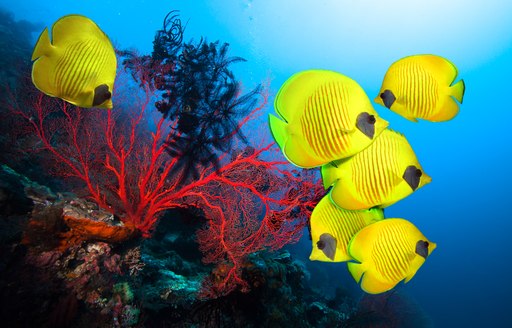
[274,70,334,123]
[417,54,459,86]
[51,15,108,48]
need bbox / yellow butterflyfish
[375,54,465,122]
[322,128,431,210]
[309,195,384,262]
[269,69,388,168]
[347,218,436,294]
[31,15,117,109]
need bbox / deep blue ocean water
[2,1,511,326]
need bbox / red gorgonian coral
[7,62,323,297]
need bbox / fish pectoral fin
[388,169,405,187]
[337,127,355,134]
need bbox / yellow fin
[269,113,319,167]
[31,27,52,61]
[429,96,460,122]
[349,261,399,294]
[360,274,397,294]
[274,70,335,122]
[365,207,385,223]
[309,247,327,261]
[347,221,374,263]
[415,54,459,85]
[268,114,288,150]
[284,132,319,168]
[347,261,366,283]
[51,15,107,47]
[31,27,57,97]
[450,79,465,104]
[321,162,343,189]
[389,168,405,188]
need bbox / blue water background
[2,1,511,326]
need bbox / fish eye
[380,93,385,99]
[416,169,422,177]
[316,240,325,250]
[367,114,376,124]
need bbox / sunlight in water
[207,0,512,74]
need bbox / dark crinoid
[119,11,262,185]
[149,11,262,184]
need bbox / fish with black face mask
[322,128,431,210]
[269,69,388,168]
[31,15,117,109]
[347,218,437,294]
[309,195,384,262]
[375,54,465,122]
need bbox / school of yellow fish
[30,15,465,295]
[270,56,465,294]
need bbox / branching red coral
[8,65,323,297]
[196,155,323,298]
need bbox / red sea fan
[7,61,323,297]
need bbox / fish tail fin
[31,27,52,61]
[269,113,320,167]
[450,79,465,104]
[31,27,58,97]
[347,261,366,283]
[321,163,342,189]
[268,114,287,150]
